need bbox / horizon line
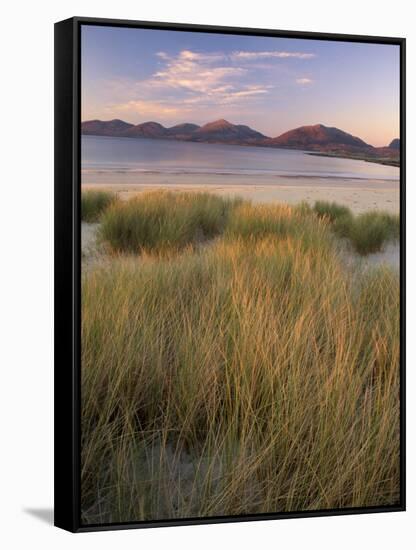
[81,117,399,147]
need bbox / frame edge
[54,17,80,533]
[54,15,406,533]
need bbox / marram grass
[99,191,241,254]
[81,194,400,523]
[81,190,117,222]
[313,201,400,254]
[82,191,400,256]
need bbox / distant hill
[81,119,134,136]
[81,119,399,166]
[191,119,267,143]
[165,123,201,137]
[123,121,167,138]
[81,118,267,144]
[266,124,372,152]
[388,138,400,150]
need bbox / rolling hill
[388,138,400,150]
[81,119,134,136]
[267,124,372,152]
[191,119,267,143]
[81,118,267,144]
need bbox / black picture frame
[54,16,406,533]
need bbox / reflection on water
[82,135,399,182]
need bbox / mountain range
[81,118,400,163]
[81,118,268,144]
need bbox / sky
[81,25,400,147]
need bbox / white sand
[81,222,99,255]
[81,222,111,271]
[358,242,400,271]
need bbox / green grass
[313,201,353,223]
[99,191,241,254]
[81,195,400,523]
[95,194,399,257]
[313,201,399,255]
[81,190,117,222]
[348,211,400,255]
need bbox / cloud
[296,78,313,85]
[111,83,273,115]
[155,49,316,66]
[145,49,314,101]
[227,85,271,98]
[174,50,225,63]
[231,51,316,60]
[97,48,310,123]
[152,66,246,94]
[109,99,184,119]
[149,50,247,95]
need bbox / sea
[82,135,399,184]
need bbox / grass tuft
[81,190,117,222]
[313,201,399,255]
[313,201,352,223]
[348,211,400,255]
[99,191,240,254]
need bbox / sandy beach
[82,174,399,215]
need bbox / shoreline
[306,151,400,168]
[82,170,399,183]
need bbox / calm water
[82,135,399,182]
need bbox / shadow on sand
[24,508,54,525]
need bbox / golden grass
[81,195,400,523]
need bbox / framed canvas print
[54,16,405,532]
